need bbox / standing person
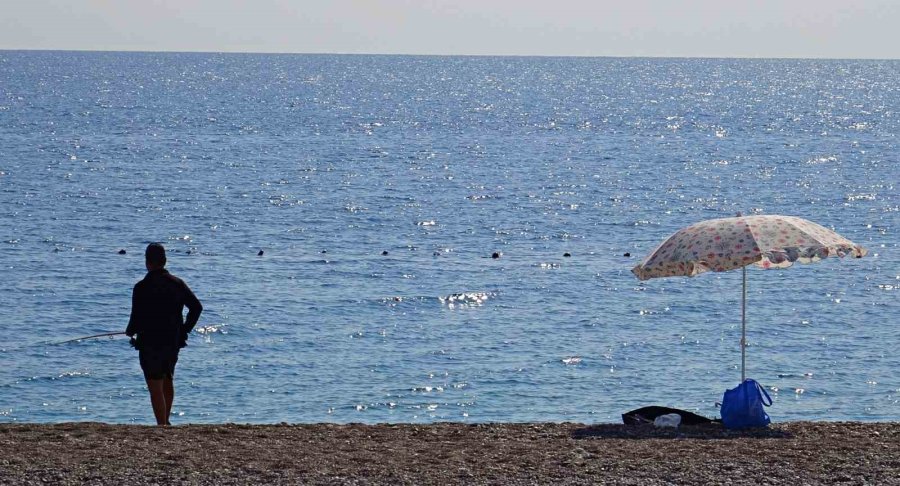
[126,242,202,426]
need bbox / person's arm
[125,286,140,337]
[182,283,203,334]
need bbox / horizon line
[2,47,897,62]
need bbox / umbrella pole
[741,266,747,381]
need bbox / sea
[0,51,897,425]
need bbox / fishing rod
[53,331,128,345]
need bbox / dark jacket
[126,269,202,349]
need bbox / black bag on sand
[622,406,719,426]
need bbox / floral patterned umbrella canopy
[632,215,867,380]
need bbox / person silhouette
[125,243,202,425]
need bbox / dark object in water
[623,252,631,257]
[257,250,264,256]
[118,249,127,255]
[491,252,501,259]
[563,252,571,257]
[622,406,719,426]
[382,251,389,256]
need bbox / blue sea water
[0,51,897,425]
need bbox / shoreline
[1,421,898,485]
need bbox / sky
[1,0,898,59]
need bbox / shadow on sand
[572,423,791,441]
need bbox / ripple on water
[194,324,227,335]
[439,292,495,307]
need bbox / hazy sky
[2,0,898,58]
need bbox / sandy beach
[1,421,897,485]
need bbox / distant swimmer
[492,252,501,259]
[258,250,264,256]
[563,252,571,257]
[125,243,203,426]
[624,252,631,257]
[118,249,127,255]
[382,251,389,256]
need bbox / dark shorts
[138,346,179,380]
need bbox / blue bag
[721,378,773,429]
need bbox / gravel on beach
[1,421,898,485]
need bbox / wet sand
[1,421,898,485]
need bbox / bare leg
[163,376,174,425]
[145,378,168,426]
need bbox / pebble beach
[1,421,898,485]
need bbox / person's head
[145,243,167,271]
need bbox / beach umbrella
[631,214,866,380]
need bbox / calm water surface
[0,52,897,424]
